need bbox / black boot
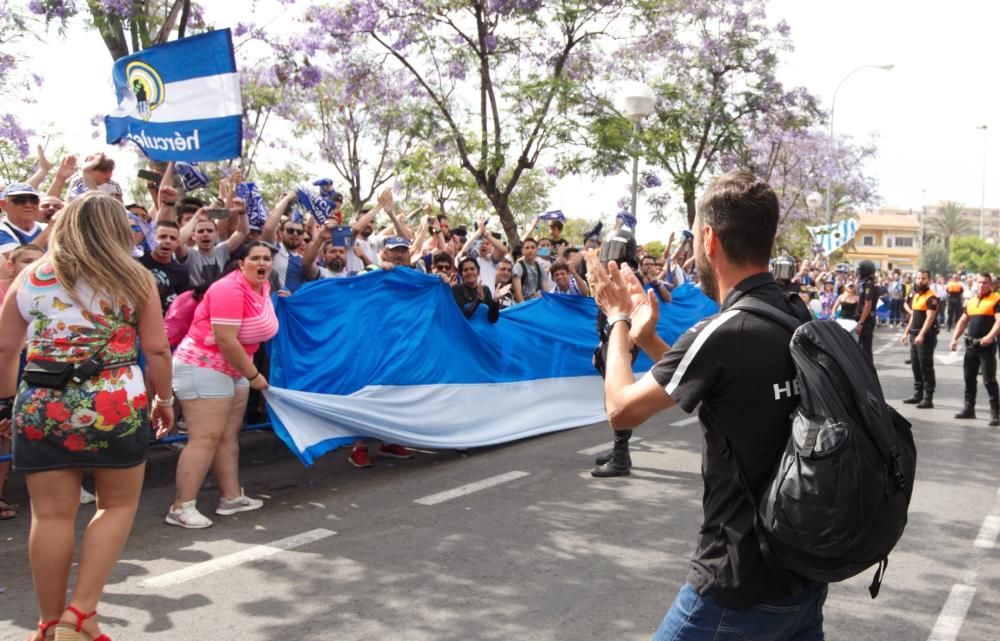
[902,389,923,404]
[990,399,999,426]
[955,401,976,419]
[591,449,631,477]
[916,392,934,409]
[594,449,632,467]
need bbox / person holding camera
[0,193,174,641]
[950,272,1000,425]
[587,170,824,640]
[176,187,249,288]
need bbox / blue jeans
[650,582,827,641]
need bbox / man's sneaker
[216,489,264,515]
[79,487,96,505]
[165,501,213,528]
[349,445,372,468]
[379,443,415,459]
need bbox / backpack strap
[728,297,803,333]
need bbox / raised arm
[25,145,52,190]
[46,154,77,197]
[262,192,296,244]
[302,223,331,281]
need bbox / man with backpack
[512,237,547,302]
[587,170,825,640]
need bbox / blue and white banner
[264,271,718,465]
[235,181,267,227]
[105,30,242,162]
[295,184,335,224]
[808,218,859,256]
[175,161,210,191]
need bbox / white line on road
[973,488,1000,550]
[414,471,530,506]
[670,416,700,426]
[577,438,642,456]
[140,528,336,589]
[927,581,977,641]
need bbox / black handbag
[22,360,75,389]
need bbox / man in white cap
[0,183,50,257]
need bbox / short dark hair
[432,250,453,266]
[917,269,931,278]
[980,272,993,281]
[549,219,564,231]
[550,261,571,275]
[457,255,479,273]
[522,237,538,248]
[696,169,779,266]
[436,214,448,223]
[156,220,180,231]
[640,255,656,265]
[281,219,304,231]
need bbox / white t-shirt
[0,219,46,255]
[318,266,351,279]
[346,234,385,273]
[478,256,498,294]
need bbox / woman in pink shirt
[166,242,278,528]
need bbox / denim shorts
[173,359,248,400]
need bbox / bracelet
[153,394,174,407]
[247,371,261,381]
[607,313,631,330]
[161,201,176,207]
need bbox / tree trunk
[488,193,519,249]
[684,187,697,228]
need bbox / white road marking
[927,581,977,641]
[973,488,1000,550]
[577,438,642,456]
[414,471,530,506]
[140,528,336,589]
[670,416,700,426]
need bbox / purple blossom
[234,22,254,37]
[545,165,560,177]
[484,33,497,52]
[297,64,322,89]
[0,113,33,157]
[28,0,77,20]
[99,0,132,17]
[641,171,662,189]
[89,113,103,126]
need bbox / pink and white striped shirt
[174,270,278,377]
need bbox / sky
[10,0,999,243]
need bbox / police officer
[902,269,940,409]
[949,272,1000,425]
[855,260,878,365]
[587,170,825,639]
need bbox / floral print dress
[11,262,150,472]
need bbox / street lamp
[617,81,656,224]
[806,191,823,212]
[978,125,988,238]
[825,64,895,224]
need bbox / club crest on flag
[126,61,165,121]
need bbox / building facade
[840,211,921,272]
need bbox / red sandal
[30,618,59,641]
[53,606,111,641]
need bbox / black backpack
[729,298,917,597]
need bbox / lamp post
[805,191,825,267]
[618,81,656,224]
[978,125,988,238]
[825,64,895,225]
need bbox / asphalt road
[1,326,999,641]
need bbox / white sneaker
[216,488,264,516]
[79,487,96,505]
[165,500,213,528]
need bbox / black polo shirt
[856,275,878,323]
[650,272,813,607]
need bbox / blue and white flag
[539,209,566,221]
[105,30,242,162]
[174,162,210,191]
[808,218,859,256]
[235,181,267,227]
[263,272,718,465]
[295,184,334,224]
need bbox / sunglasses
[435,264,454,272]
[130,225,143,233]
[284,228,305,235]
[9,195,39,205]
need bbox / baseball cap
[2,182,40,199]
[385,236,410,249]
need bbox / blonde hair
[48,192,151,313]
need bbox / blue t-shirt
[0,220,45,254]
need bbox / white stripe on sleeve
[665,309,741,396]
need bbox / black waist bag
[730,298,917,598]
[22,360,75,389]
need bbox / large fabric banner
[105,30,242,161]
[808,218,859,257]
[265,270,718,465]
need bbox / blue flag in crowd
[264,272,718,465]
[616,210,637,229]
[174,162,210,191]
[808,219,859,256]
[539,209,566,221]
[105,29,242,162]
[235,181,267,227]
[295,184,334,224]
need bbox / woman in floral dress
[0,193,173,641]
